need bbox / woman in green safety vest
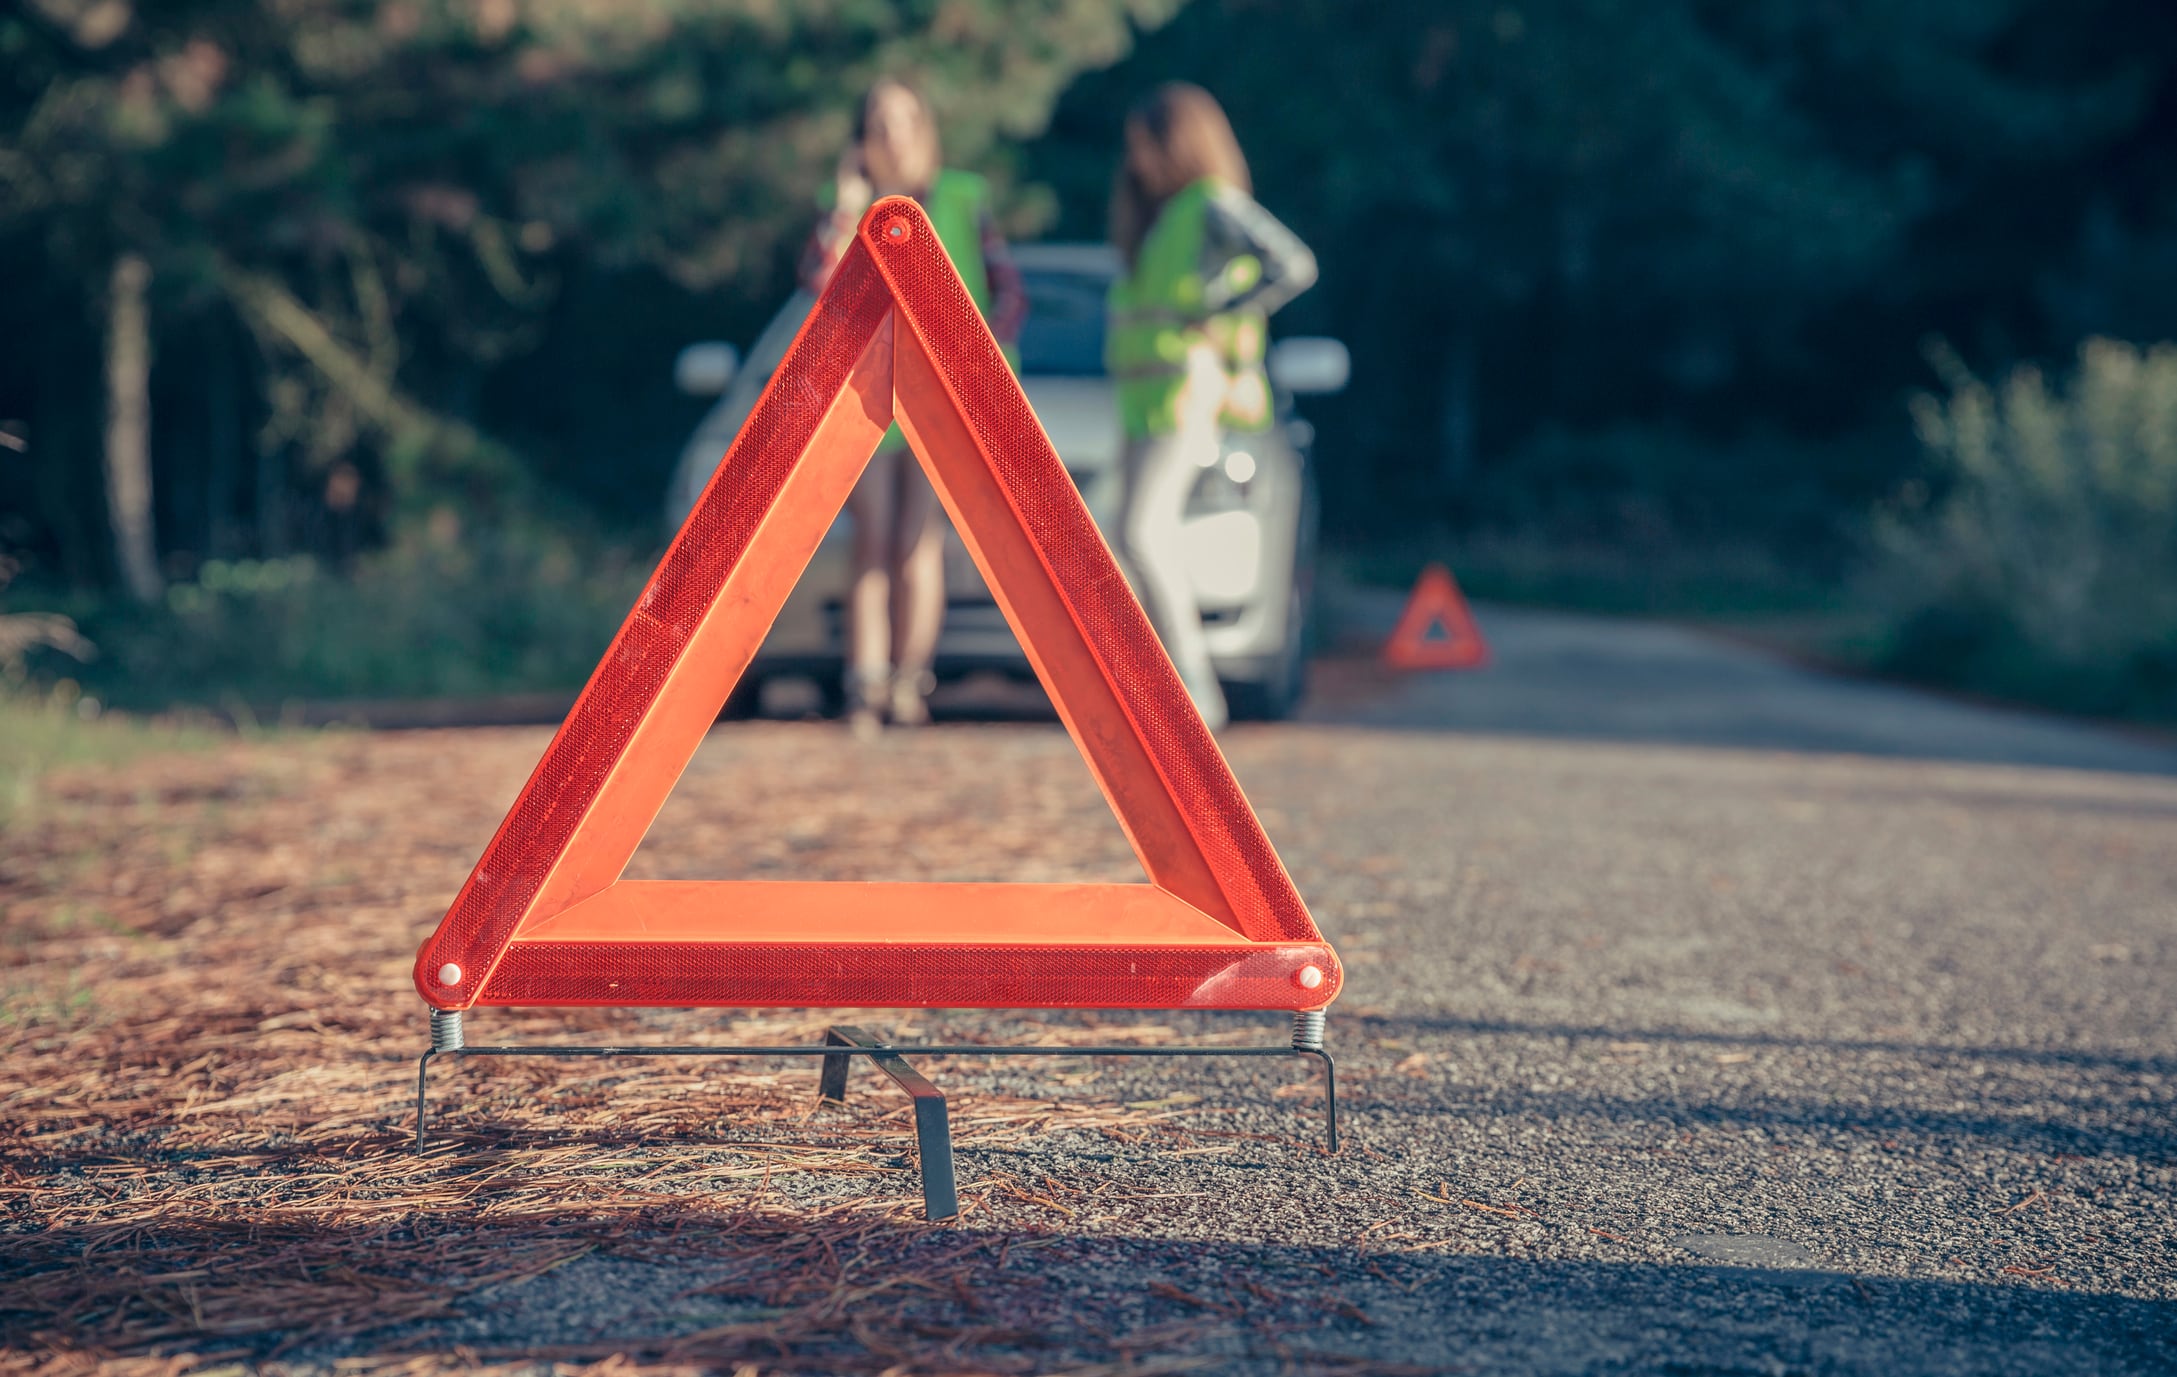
[1107,82,1317,730]
[803,78,1026,736]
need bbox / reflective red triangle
[1383,563,1490,670]
[412,198,1338,1013]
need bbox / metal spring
[430,1009,465,1052]
[1291,1010,1326,1052]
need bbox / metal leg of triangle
[819,1025,957,1220]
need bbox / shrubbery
[1465,422,1902,577]
[55,516,650,710]
[1869,339,2177,720]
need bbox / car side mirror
[1267,337,1349,396]
[673,342,740,396]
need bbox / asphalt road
[344,596,2174,1374]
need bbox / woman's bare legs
[845,448,903,734]
[845,446,947,730]
[1119,428,1228,729]
[887,458,945,724]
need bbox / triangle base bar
[476,936,1339,1010]
[517,880,1250,946]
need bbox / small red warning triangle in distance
[1383,563,1490,671]
[412,198,1338,1015]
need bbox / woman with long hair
[803,78,1026,735]
[1107,82,1316,729]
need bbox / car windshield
[1017,269,1108,377]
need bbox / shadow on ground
[6,1205,2170,1375]
[1366,1012,2177,1080]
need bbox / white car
[665,243,1348,720]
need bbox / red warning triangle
[1383,564,1490,670]
[413,198,1338,1014]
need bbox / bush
[1868,339,2177,719]
[1469,423,1876,560]
[1336,531,1834,619]
[50,515,652,710]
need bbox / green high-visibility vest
[926,169,991,313]
[1107,178,1273,439]
[875,169,1009,446]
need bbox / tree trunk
[103,253,161,602]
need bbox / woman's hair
[1110,82,1251,267]
[856,76,941,168]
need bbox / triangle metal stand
[414,1012,1337,1221]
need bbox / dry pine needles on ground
[1,727,1329,1374]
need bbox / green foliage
[1869,339,2177,719]
[0,0,1180,524]
[61,516,650,707]
[1025,0,2169,548]
[1462,423,1908,569]
[1342,538,1837,623]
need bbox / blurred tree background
[3,0,2174,715]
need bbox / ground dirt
[3,605,2173,1375]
